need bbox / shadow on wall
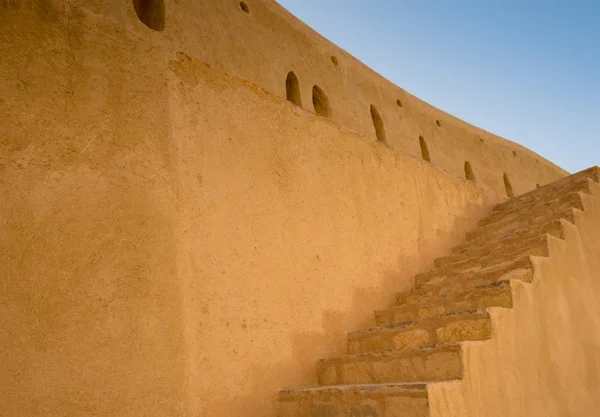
[312,85,331,118]
[419,136,430,162]
[286,71,302,107]
[133,0,165,31]
[239,2,250,13]
[504,172,514,197]
[370,105,386,144]
[465,161,476,183]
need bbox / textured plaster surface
[168,54,499,417]
[2,0,567,195]
[0,12,499,417]
[0,2,582,417]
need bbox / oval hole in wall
[331,56,339,66]
[133,0,165,31]
[435,119,442,127]
[464,161,476,183]
[503,172,514,197]
[370,105,386,143]
[396,99,403,107]
[240,1,250,13]
[419,135,431,162]
[312,85,332,118]
[286,71,302,107]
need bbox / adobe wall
[126,0,568,193]
[167,55,503,416]
[5,0,568,196]
[429,180,600,417]
[1,4,188,416]
[0,4,505,416]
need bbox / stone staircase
[278,166,599,417]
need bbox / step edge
[318,342,463,365]
[350,309,490,339]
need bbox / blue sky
[277,0,600,173]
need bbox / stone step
[466,202,579,242]
[494,176,593,213]
[422,236,546,282]
[348,310,491,354]
[442,238,545,273]
[479,191,585,229]
[493,167,598,212]
[278,383,429,417]
[464,207,577,244]
[451,218,565,255]
[435,233,549,269]
[317,344,462,386]
[402,262,533,304]
[375,281,513,326]
[415,255,531,290]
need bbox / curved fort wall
[0,1,570,417]
[111,0,566,194]
[12,0,568,195]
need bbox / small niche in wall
[536,184,541,188]
[240,2,250,13]
[286,71,302,107]
[133,0,165,31]
[503,172,514,197]
[435,119,442,127]
[464,161,476,183]
[370,105,386,143]
[419,136,431,162]
[513,150,517,157]
[396,99,403,107]
[331,56,339,66]
[312,85,332,118]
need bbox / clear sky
[277,0,599,173]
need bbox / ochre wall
[167,55,502,416]
[2,2,587,417]
[429,180,600,416]
[0,5,504,416]
[1,4,187,416]
[9,0,568,196]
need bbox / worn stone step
[435,233,549,269]
[348,310,491,354]
[451,219,564,255]
[464,207,577,244]
[466,202,579,242]
[401,262,533,304]
[479,191,585,229]
[278,383,429,417]
[317,344,462,386]
[457,215,571,253]
[415,255,531,291]
[495,176,594,212]
[477,191,587,230]
[493,167,598,212]
[375,281,513,326]
[442,239,545,273]
[424,236,546,281]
